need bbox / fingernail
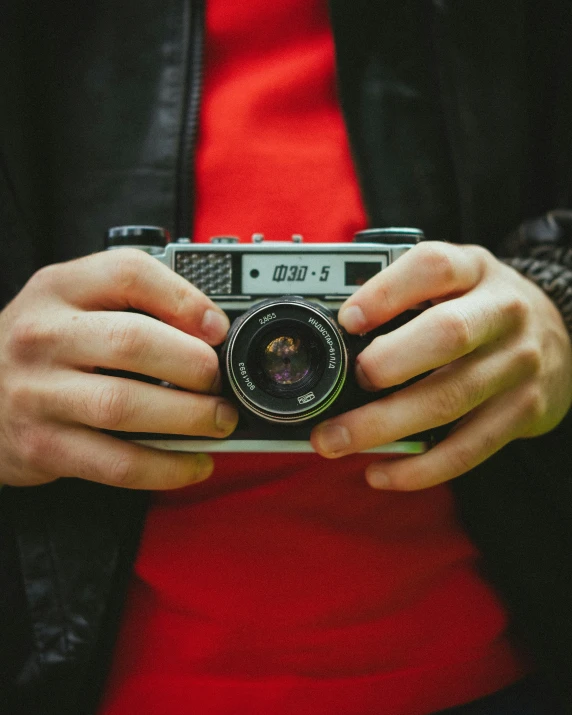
[355,361,375,391]
[215,401,239,434]
[366,467,390,489]
[315,423,351,456]
[193,453,214,482]
[201,309,230,344]
[338,305,366,333]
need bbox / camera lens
[249,322,324,398]
[222,297,349,423]
[260,334,310,385]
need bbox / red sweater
[100,1,527,713]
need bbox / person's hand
[0,249,239,489]
[311,241,572,490]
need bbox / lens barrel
[222,297,349,423]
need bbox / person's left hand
[310,241,572,490]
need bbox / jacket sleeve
[495,0,572,336]
[499,210,572,338]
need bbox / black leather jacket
[1,1,572,713]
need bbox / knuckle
[90,382,133,429]
[500,291,529,327]
[190,398,220,438]
[446,442,477,477]
[167,281,197,324]
[6,318,53,361]
[515,341,542,377]
[468,244,494,268]
[435,308,473,354]
[366,406,390,444]
[358,342,387,389]
[4,379,37,415]
[27,263,62,291]
[191,343,219,391]
[519,384,547,423]
[18,426,56,471]
[422,379,466,424]
[109,249,151,292]
[106,316,149,363]
[54,380,87,422]
[371,281,395,318]
[106,452,138,488]
[417,243,457,285]
[467,374,488,409]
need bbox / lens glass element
[261,334,310,386]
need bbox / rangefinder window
[345,261,383,286]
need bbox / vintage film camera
[106,226,432,454]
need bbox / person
[1,0,572,713]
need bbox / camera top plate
[106,227,422,310]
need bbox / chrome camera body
[106,226,431,454]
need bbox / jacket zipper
[175,0,206,239]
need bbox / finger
[36,249,230,345]
[52,310,221,393]
[41,372,239,437]
[338,242,486,334]
[364,388,532,490]
[24,423,215,489]
[311,342,528,457]
[355,288,518,390]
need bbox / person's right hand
[0,249,239,489]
